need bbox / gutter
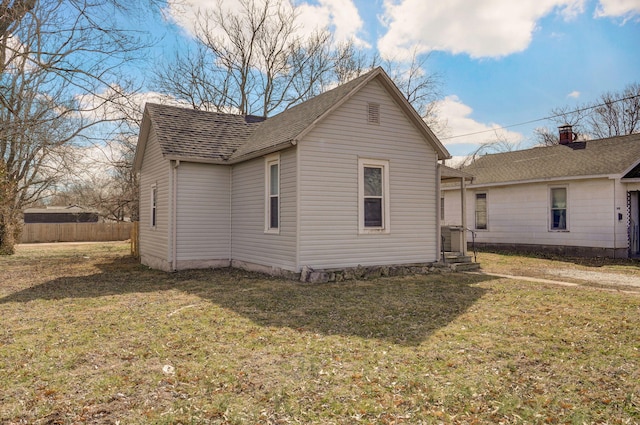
[441,173,621,190]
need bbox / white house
[134,67,454,277]
[442,130,640,258]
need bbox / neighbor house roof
[460,132,640,186]
[134,67,450,171]
[439,164,473,183]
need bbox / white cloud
[297,0,368,46]
[595,0,640,21]
[378,0,585,60]
[165,0,367,46]
[434,95,524,147]
[567,90,581,98]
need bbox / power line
[440,93,640,140]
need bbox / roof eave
[133,106,152,172]
[164,155,228,165]
[441,173,619,190]
[620,157,640,178]
[375,71,451,160]
[228,140,296,164]
[439,164,473,182]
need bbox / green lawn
[1,242,639,424]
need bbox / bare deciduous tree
[156,0,444,124]
[0,0,155,254]
[157,0,334,117]
[589,82,640,138]
[534,82,640,146]
[384,50,443,133]
[332,40,380,86]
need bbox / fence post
[131,221,139,258]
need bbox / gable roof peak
[230,66,450,161]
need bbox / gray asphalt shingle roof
[461,132,640,185]
[139,67,449,165]
[144,70,375,163]
[144,103,265,161]
[230,71,374,161]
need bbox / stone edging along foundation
[298,263,456,283]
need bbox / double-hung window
[265,154,280,232]
[475,193,487,230]
[359,158,390,233]
[550,187,567,230]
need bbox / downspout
[613,178,617,259]
[229,165,233,267]
[461,176,467,256]
[295,142,301,272]
[172,160,180,271]
[436,163,442,262]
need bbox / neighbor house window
[441,197,445,221]
[475,193,487,230]
[550,187,567,230]
[265,154,280,232]
[359,158,390,233]
[150,185,157,228]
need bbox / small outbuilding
[23,205,99,224]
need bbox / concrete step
[450,262,481,272]
[444,254,473,264]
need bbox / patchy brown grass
[1,243,639,424]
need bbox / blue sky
[144,0,640,159]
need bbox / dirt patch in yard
[477,251,640,292]
[546,268,640,288]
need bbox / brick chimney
[558,124,577,145]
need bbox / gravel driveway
[547,268,640,288]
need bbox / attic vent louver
[368,103,380,124]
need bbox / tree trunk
[0,214,18,255]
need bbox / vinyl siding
[231,147,297,271]
[138,126,171,269]
[443,178,627,250]
[175,162,231,262]
[297,79,439,270]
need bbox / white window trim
[358,158,390,234]
[549,185,569,232]
[265,153,280,234]
[475,192,488,231]
[150,184,157,229]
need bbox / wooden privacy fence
[21,222,134,244]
